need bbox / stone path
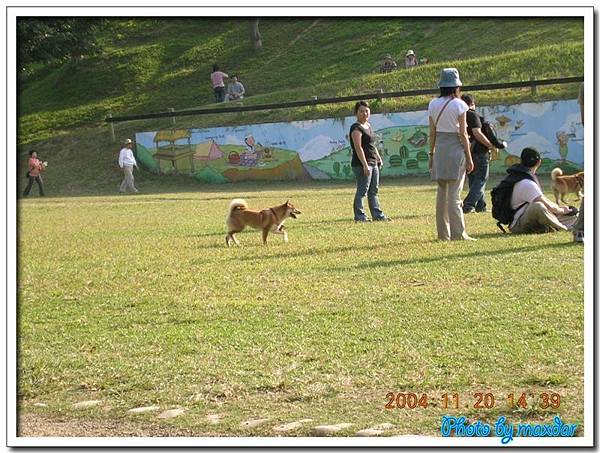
[128,405,160,414]
[158,408,185,419]
[272,418,313,433]
[240,418,270,429]
[34,400,402,436]
[72,400,102,409]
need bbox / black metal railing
[105,76,583,124]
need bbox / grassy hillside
[17,17,584,194]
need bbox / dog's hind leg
[227,231,242,246]
[553,189,560,205]
[561,193,567,205]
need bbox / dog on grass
[225,199,301,246]
[551,168,584,205]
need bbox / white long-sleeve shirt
[118,147,137,168]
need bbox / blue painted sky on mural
[135,99,583,165]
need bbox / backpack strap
[434,98,454,129]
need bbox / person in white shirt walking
[118,138,139,194]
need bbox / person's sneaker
[476,207,488,213]
[462,235,477,241]
[373,216,392,222]
[573,230,584,243]
[354,218,371,223]
[463,206,475,214]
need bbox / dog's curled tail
[226,199,247,228]
[551,168,563,181]
[228,198,248,212]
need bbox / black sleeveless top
[350,122,378,167]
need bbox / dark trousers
[463,151,489,212]
[214,87,226,103]
[23,175,45,197]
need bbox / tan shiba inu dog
[551,168,584,205]
[225,199,301,246]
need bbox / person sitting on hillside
[405,50,418,68]
[379,54,398,73]
[225,75,245,102]
[503,147,577,234]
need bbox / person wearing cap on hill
[118,138,139,194]
[405,50,418,68]
[380,54,398,73]
[428,68,475,241]
[508,147,576,234]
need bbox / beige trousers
[119,165,138,193]
[436,174,468,240]
[510,201,576,234]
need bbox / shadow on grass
[198,243,384,263]
[345,241,576,271]
[300,213,431,225]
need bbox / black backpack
[472,114,505,153]
[481,119,505,149]
[491,169,537,233]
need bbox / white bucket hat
[438,68,463,87]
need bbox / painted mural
[134,99,584,183]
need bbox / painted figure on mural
[494,114,512,141]
[556,131,570,162]
[241,134,259,166]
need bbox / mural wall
[134,99,583,183]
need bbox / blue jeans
[463,151,490,212]
[352,165,385,221]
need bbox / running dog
[551,168,584,205]
[225,199,301,246]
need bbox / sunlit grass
[18,179,584,436]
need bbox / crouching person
[492,147,577,234]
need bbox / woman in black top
[349,101,390,222]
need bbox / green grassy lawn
[17,178,584,437]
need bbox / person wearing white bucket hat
[405,49,417,68]
[427,68,475,240]
[118,138,139,194]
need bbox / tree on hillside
[17,18,105,73]
[249,18,262,50]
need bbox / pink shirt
[28,157,44,177]
[211,71,228,88]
